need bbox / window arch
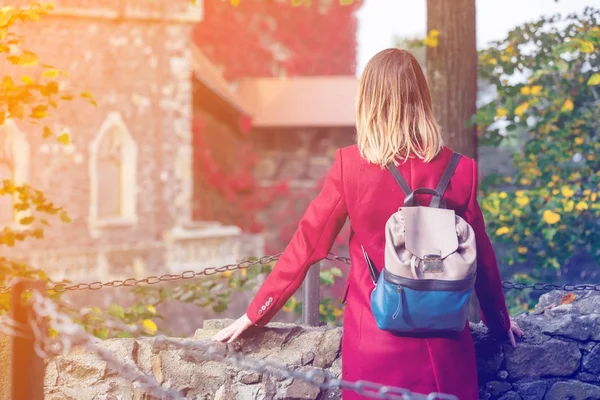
[0,120,30,227]
[89,112,137,231]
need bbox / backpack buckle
[421,253,444,273]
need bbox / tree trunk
[427,0,481,323]
[426,0,478,160]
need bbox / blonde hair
[356,48,443,167]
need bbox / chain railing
[17,291,457,400]
[2,252,598,296]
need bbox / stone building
[1,0,360,326]
[1,1,263,286]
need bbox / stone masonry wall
[44,291,600,400]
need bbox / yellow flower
[591,193,598,202]
[575,201,588,211]
[530,85,542,95]
[333,307,343,318]
[512,209,523,217]
[542,210,561,225]
[424,36,439,48]
[561,99,574,112]
[524,228,531,237]
[488,58,497,65]
[428,29,440,38]
[499,191,508,199]
[561,186,575,198]
[588,154,596,161]
[515,196,530,207]
[552,189,559,195]
[517,246,528,255]
[515,190,525,197]
[551,175,560,182]
[583,189,591,196]
[223,270,233,278]
[504,177,512,183]
[520,86,531,95]
[520,178,531,185]
[496,226,510,236]
[514,102,529,117]
[564,200,574,212]
[319,304,325,314]
[575,137,585,145]
[496,108,509,118]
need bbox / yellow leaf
[43,125,52,138]
[561,292,576,305]
[561,186,574,198]
[147,304,157,314]
[57,132,70,145]
[514,102,529,117]
[43,68,58,79]
[517,246,528,255]
[575,201,588,211]
[496,108,509,118]
[142,319,157,335]
[587,73,600,86]
[17,51,38,66]
[19,216,34,225]
[561,99,574,113]
[542,210,561,225]
[580,40,594,54]
[495,226,510,236]
[530,85,542,95]
[0,7,15,27]
[230,0,240,6]
[20,75,33,84]
[574,137,584,145]
[59,211,72,223]
[520,86,531,95]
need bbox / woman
[213,48,523,399]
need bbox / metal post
[11,280,45,400]
[303,262,321,326]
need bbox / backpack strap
[386,163,412,195]
[430,152,462,208]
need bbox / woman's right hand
[507,319,524,348]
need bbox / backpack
[362,152,478,333]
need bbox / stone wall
[44,291,600,400]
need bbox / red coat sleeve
[463,159,511,336]
[246,149,348,326]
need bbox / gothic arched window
[89,112,137,231]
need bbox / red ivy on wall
[193,117,289,233]
[193,0,363,81]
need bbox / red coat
[246,145,511,400]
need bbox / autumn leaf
[142,319,157,335]
[495,108,509,118]
[59,211,72,223]
[514,102,529,117]
[57,132,70,145]
[561,292,576,305]
[19,216,34,225]
[560,99,574,113]
[43,125,52,138]
[147,304,157,314]
[43,68,58,78]
[587,73,600,86]
[80,91,98,106]
[579,40,594,54]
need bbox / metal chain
[28,292,186,400]
[0,254,282,295]
[1,252,599,295]
[22,293,457,400]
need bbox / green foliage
[0,2,96,314]
[472,8,600,311]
